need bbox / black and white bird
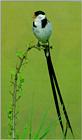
[32,11,74,139]
[32,10,52,44]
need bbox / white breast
[33,21,52,43]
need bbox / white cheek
[38,16,43,20]
[34,19,41,28]
[38,15,46,20]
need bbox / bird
[32,11,74,138]
[32,10,52,44]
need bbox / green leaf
[16,51,23,58]
[20,78,24,83]
[21,126,28,139]
[39,126,50,139]
[33,107,49,139]
[10,70,15,76]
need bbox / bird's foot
[35,41,52,51]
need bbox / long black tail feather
[44,45,74,138]
[44,47,65,136]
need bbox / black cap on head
[34,11,45,16]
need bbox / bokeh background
[1,1,81,139]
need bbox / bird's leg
[47,40,49,46]
[35,41,42,51]
[47,40,52,49]
[36,41,52,51]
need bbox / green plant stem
[11,44,37,139]
[12,75,17,139]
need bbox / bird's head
[33,10,46,21]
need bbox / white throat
[34,14,46,27]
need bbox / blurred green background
[1,1,81,139]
